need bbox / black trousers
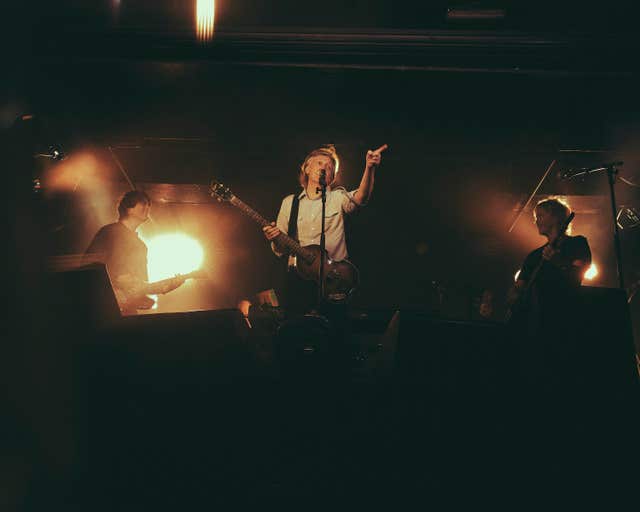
[280,267,318,315]
[276,267,352,376]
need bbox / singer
[261,144,385,314]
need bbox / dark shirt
[518,234,591,337]
[520,235,591,293]
[85,222,148,284]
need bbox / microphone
[34,146,67,161]
[319,169,327,187]
[558,161,623,180]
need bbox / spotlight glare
[143,233,204,282]
[584,263,598,281]
[196,0,215,42]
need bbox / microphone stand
[606,164,625,289]
[317,171,327,308]
[563,163,625,289]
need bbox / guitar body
[294,244,359,303]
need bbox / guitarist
[508,198,591,333]
[262,144,385,314]
[508,198,592,445]
[84,190,186,313]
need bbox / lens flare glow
[196,0,215,42]
[44,152,100,192]
[584,263,598,281]
[143,233,204,282]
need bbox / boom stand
[606,164,625,289]
[566,163,625,289]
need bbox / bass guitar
[209,179,359,303]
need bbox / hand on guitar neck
[263,221,286,252]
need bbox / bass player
[262,144,386,314]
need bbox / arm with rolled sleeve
[339,188,363,214]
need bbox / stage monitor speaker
[395,312,511,379]
[391,312,514,445]
[348,309,400,379]
[105,308,251,371]
[48,263,121,327]
[576,286,638,395]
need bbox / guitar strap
[285,193,300,271]
[287,192,300,241]
[286,188,353,254]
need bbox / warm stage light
[196,0,215,42]
[516,264,597,282]
[144,233,204,282]
[584,263,598,281]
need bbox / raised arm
[352,144,388,206]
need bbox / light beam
[196,0,215,42]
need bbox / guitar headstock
[564,212,575,229]
[209,179,234,202]
[186,268,211,280]
[560,212,575,237]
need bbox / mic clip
[34,145,67,161]
[559,161,623,180]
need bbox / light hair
[298,145,340,188]
[534,197,572,234]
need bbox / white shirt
[272,186,361,263]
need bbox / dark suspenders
[284,193,300,270]
[287,193,300,241]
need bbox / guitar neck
[143,270,197,295]
[524,213,575,291]
[229,196,312,261]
